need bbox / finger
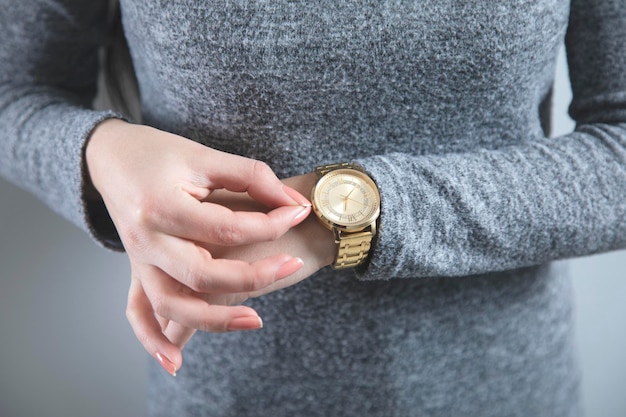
[162,291,251,348]
[139,264,265,333]
[200,292,250,306]
[198,151,309,207]
[156,315,168,332]
[125,277,182,376]
[151,235,305,294]
[163,321,196,349]
[151,192,311,245]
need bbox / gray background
[1,48,625,417]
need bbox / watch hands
[340,186,357,200]
[343,196,364,205]
[345,186,357,199]
[340,186,357,212]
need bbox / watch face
[312,169,380,230]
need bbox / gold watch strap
[315,162,375,270]
[333,230,374,269]
[314,162,362,177]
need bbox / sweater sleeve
[0,0,124,248]
[355,0,626,280]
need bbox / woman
[1,0,624,415]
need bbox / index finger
[196,150,309,208]
[152,192,311,246]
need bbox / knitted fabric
[1,1,625,415]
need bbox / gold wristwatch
[311,163,381,269]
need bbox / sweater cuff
[353,154,428,281]
[79,111,128,251]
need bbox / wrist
[282,172,336,268]
[309,163,380,269]
[85,118,131,196]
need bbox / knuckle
[198,321,214,333]
[214,221,244,245]
[251,269,269,291]
[180,263,211,294]
[150,295,170,319]
[251,160,271,179]
[119,198,164,254]
[267,224,281,242]
[133,196,162,228]
[242,268,266,293]
[136,328,150,346]
[182,267,208,292]
[120,225,148,254]
[240,276,257,293]
[199,317,228,333]
[125,305,137,323]
[125,308,150,346]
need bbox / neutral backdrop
[0,47,624,417]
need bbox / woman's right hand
[85,119,311,376]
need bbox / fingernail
[227,315,264,331]
[156,352,177,377]
[290,205,311,227]
[275,257,304,280]
[283,185,311,206]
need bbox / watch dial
[313,169,380,229]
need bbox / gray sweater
[1,0,625,416]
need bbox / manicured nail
[289,205,311,226]
[155,352,177,377]
[227,315,264,331]
[283,185,311,206]
[275,257,304,280]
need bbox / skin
[86,119,336,375]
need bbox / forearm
[0,88,122,234]
[0,0,124,243]
[356,123,626,280]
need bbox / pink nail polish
[290,205,311,227]
[275,257,304,280]
[156,352,177,377]
[227,315,264,331]
[283,185,311,206]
